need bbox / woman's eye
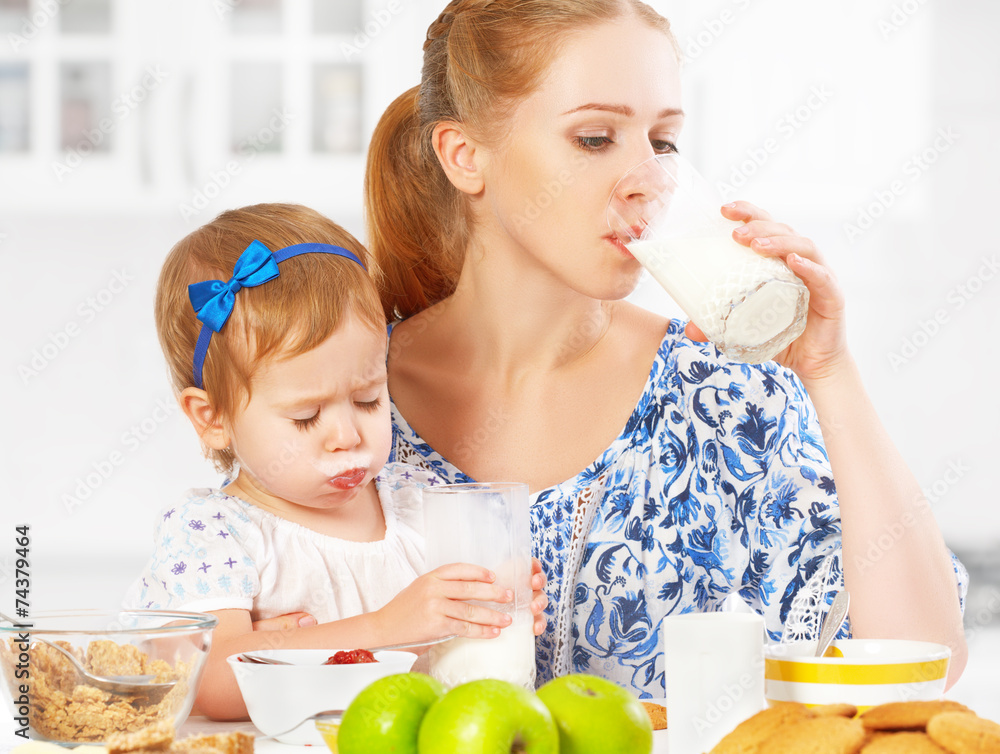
[651,139,678,154]
[293,413,321,431]
[574,135,614,151]
[356,397,383,413]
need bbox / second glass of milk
[422,482,536,690]
[607,153,809,364]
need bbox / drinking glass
[422,482,536,689]
[608,152,809,363]
[663,612,767,754]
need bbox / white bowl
[764,639,951,712]
[226,648,418,744]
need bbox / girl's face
[476,16,683,300]
[224,313,392,515]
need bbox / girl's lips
[329,468,367,490]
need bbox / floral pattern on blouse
[388,319,967,698]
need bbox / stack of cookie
[708,699,1000,753]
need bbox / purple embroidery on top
[225,558,237,568]
[213,512,225,520]
[171,562,187,575]
[199,562,211,573]
[427,476,439,485]
[218,529,229,538]
[402,470,413,480]
[189,520,206,531]
[163,509,176,519]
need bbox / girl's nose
[323,414,361,452]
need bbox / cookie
[927,711,1000,754]
[709,702,813,754]
[640,701,667,730]
[107,718,174,753]
[860,701,973,731]
[814,704,859,719]
[762,716,867,754]
[860,731,948,753]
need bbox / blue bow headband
[188,239,366,390]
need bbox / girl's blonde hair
[155,203,384,474]
[365,0,676,320]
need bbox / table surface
[180,713,671,753]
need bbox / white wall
[0,0,998,717]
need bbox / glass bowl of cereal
[0,609,217,744]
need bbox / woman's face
[476,16,684,300]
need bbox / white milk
[628,236,808,363]
[428,614,537,689]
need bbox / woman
[365,0,967,697]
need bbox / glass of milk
[422,482,537,690]
[607,153,809,363]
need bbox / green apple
[417,678,559,754]
[337,672,446,754]
[536,673,653,754]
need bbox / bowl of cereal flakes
[0,609,217,744]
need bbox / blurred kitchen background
[0,0,997,730]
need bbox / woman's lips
[329,468,367,490]
[606,234,635,258]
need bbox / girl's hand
[684,201,849,382]
[377,563,514,644]
[530,557,549,636]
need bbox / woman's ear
[432,121,485,196]
[179,387,231,451]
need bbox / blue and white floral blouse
[388,319,967,698]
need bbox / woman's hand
[684,201,850,382]
[530,557,549,636]
[375,563,515,644]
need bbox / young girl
[124,204,541,720]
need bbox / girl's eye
[651,139,678,154]
[293,413,321,431]
[356,397,383,413]
[574,135,614,151]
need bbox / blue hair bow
[188,239,365,390]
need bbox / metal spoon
[815,590,851,657]
[34,637,178,701]
[238,635,455,665]
[254,710,343,742]
[0,610,178,700]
